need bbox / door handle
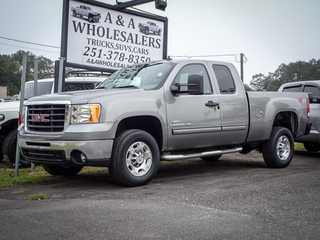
[205,101,219,107]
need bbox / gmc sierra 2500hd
[18,59,311,186]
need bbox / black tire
[262,127,294,168]
[145,27,149,35]
[303,142,320,152]
[109,129,160,187]
[201,154,222,161]
[73,10,77,17]
[2,130,31,168]
[42,165,83,176]
[0,134,5,161]
[88,15,93,22]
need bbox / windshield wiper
[112,85,140,89]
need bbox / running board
[160,147,243,161]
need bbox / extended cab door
[211,64,249,145]
[164,63,221,150]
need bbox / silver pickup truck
[278,80,320,152]
[18,59,311,186]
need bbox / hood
[25,88,145,105]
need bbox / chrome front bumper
[18,137,113,166]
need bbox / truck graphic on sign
[139,21,162,35]
[71,5,101,23]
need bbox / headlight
[71,104,100,124]
[0,114,5,121]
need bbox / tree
[249,59,320,91]
[0,51,54,95]
[0,54,21,96]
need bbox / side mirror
[188,74,204,95]
[170,74,204,96]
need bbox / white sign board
[65,0,167,71]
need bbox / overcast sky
[0,0,319,84]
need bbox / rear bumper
[18,137,113,167]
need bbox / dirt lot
[1,151,320,239]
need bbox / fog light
[0,114,5,121]
[80,153,87,163]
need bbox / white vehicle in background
[0,72,107,167]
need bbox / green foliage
[0,51,54,95]
[27,193,47,200]
[243,83,252,91]
[249,59,320,91]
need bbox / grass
[294,142,305,151]
[27,193,47,200]
[0,166,108,189]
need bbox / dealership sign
[61,0,168,72]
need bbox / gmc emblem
[31,114,49,122]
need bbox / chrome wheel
[276,135,290,161]
[126,141,152,177]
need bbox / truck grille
[27,104,67,132]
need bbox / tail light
[307,98,310,118]
[18,112,22,126]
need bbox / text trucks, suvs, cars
[18,59,311,186]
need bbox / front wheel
[42,165,83,176]
[109,129,160,187]
[262,127,294,168]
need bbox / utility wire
[0,36,60,49]
[0,42,60,54]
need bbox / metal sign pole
[30,59,39,171]
[14,54,27,176]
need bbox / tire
[2,130,31,168]
[73,10,76,17]
[262,127,294,168]
[109,129,160,187]
[157,30,161,35]
[303,142,320,152]
[88,15,93,22]
[42,165,83,176]
[0,134,5,161]
[201,154,222,161]
[145,27,149,35]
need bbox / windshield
[97,62,174,90]
[23,82,53,100]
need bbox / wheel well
[116,116,163,149]
[0,119,18,135]
[273,112,298,137]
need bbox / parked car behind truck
[278,80,320,152]
[18,59,311,186]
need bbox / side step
[160,147,243,161]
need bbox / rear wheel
[42,165,83,176]
[109,129,160,187]
[262,127,294,168]
[303,142,320,152]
